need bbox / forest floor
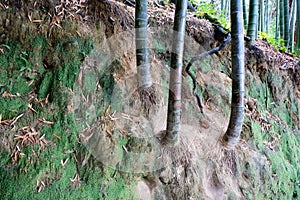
[0,0,299,199]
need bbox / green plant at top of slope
[261,29,300,57]
[18,51,37,80]
[191,1,230,29]
[259,31,287,52]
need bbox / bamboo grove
[135,0,246,147]
[198,0,300,52]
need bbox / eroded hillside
[0,0,299,199]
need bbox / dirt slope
[0,0,299,199]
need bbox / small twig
[9,113,24,126]
[122,145,128,153]
[186,34,231,113]
[38,118,55,125]
[123,0,135,7]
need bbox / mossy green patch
[0,42,35,95]
[244,71,300,199]
[101,168,138,200]
[12,76,34,95]
[244,119,300,199]
[0,71,8,86]
[152,38,166,54]
[82,70,98,95]
[37,72,54,99]
[51,37,93,88]
[0,29,138,200]
[0,97,27,119]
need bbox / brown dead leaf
[28,104,37,113]
[38,118,55,125]
[2,91,20,98]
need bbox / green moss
[199,58,214,73]
[82,70,98,94]
[152,38,166,53]
[0,108,136,199]
[219,62,230,76]
[244,119,300,199]
[0,98,27,119]
[0,71,8,86]
[0,20,143,200]
[54,37,93,88]
[28,36,49,74]
[0,149,104,199]
[269,151,296,199]
[12,77,33,94]
[245,71,300,199]
[101,168,138,200]
[0,41,36,95]
[251,121,264,149]
[99,72,114,104]
[247,116,300,199]
[37,72,54,98]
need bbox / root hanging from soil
[221,133,240,149]
[207,141,238,178]
[203,140,242,198]
[138,84,161,115]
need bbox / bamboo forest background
[190,0,300,54]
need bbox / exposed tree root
[204,141,241,198]
[139,84,161,116]
[221,134,240,149]
[186,33,231,114]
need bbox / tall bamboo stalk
[297,0,300,50]
[221,0,225,10]
[243,0,248,29]
[247,0,259,41]
[265,0,269,33]
[224,0,230,20]
[259,0,265,32]
[280,0,285,39]
[275,0,280,39]
[222,0,245,148]
[283,0,290,47]
[290,0,297,52]
[165,0,188,144]
[135,0,159,113]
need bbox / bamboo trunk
[222,0,245,148]
[243,0,248,29]
[135,0,159,113]
[280,0,285,39]
[290,0,297,52]
[259,0,265,32]
[135,0,151,89]
[296,0,300,50]
[247,0,259,41]
[284,0,290,48]
[165,0,188,144]
[265,0,269,33]
[275,0,280,39]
